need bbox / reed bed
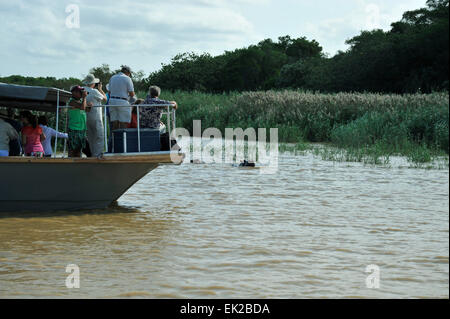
[138,90,449,162]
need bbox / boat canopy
[0,83,71,112]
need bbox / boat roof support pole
[104,105,108,154]
[167,106,171,142]
[53,90,60,158]
[63,109,68,157]
[137,105,141,153]
[172,108,176,137]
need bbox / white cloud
[0,0,258,77]
[304,0,426,55]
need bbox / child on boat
[67,85,90,158]
[20,111,46,157]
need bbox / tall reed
[137,90,449,156]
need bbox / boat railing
[54,102,177,158]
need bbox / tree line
[146,0,448,94]
[1,0,448,94]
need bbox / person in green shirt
[67,85,92,157]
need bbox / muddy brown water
[0,151,448,298]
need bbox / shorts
[109,98,131,123]
[68,129,87,151]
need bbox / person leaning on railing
[139,86,178,130]
[38,115,68,157]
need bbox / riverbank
[138,90,449,165]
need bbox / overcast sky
[0,0,426,79]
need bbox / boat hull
[0,153,183,212]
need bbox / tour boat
[0,83,184,212]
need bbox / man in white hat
[107,65,136,130]
[83,74,107,157]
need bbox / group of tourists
[0,64,178,158]
[0,109,68,157]
[66,65,178,158]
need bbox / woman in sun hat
[82,74,107,157]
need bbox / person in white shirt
[107,65,135,130]
[83,74,107,157]
[37,115,68,157]
[0,109,19,156]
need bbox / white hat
[0,108,8,117]
[82,74,100,85]
[129,95,137,104]
[121,65,132,74]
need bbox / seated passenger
[139,86,178,130]
[128,99,144,129]
[1,108,22,155]
[0,109,19,157]
[20,111,46,157]
[38,115,68,157]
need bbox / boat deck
[0,151,185,164]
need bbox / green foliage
[329,94,449,153]
[328,0,449,93]
[146,36,322,93]
[161,90,449,158]
[146,53,223,92]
